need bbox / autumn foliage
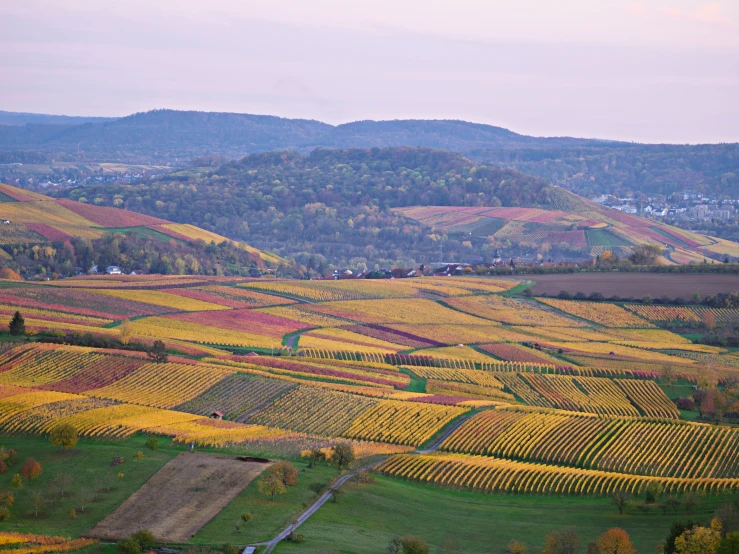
[20,458,42,482]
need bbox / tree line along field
[0,274,738,551]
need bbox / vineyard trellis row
[378,453,739,495]
[438,410,739,479]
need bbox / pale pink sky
[1,0,737,143]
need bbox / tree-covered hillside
[2,109,737,198]
[475,144,739,198]
[56,148,560,268]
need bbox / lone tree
[331,442,355,471]
[597,528,635,554]
[118,320,134,345]
[542,529,581,554]
[269,461,298,487]
[306,447,326,468]
[20,458,42,482]
[703,310,717,331]
[611,491,632,515]
[49,423,78,451]
[147,340,168,363]
[30,490,44,517]
[55,472,73,498]
[329,487,343,503]
[8,311,25,336]
[257,474,286,501]
[387,537,403,554]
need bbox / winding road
[255,460,383,554]
[253,410,477,553]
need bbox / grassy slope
[0,435,177,537]
[192,460,338,545]
[274,476,727,553]
[660,382,701,421]
[0,435,344,546]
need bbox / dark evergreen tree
[8,311,25,336]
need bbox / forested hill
[0,109,599,163]
[2,108,736,197]
[0,183,283,278]
[54,147,586,268]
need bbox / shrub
[131,530,154,547]
[145,437,159,451]
[401,536,429,554]
[0,507,9,521]
[116,538,141,554]
[674,397,696,411]
[286,533,305,543]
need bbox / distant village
[592,190,739,224]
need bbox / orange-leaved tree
[597,528,635,554]
[21,458,42,482]
[269,460,298,487]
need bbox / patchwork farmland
[0,273,737,552]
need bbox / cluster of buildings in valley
[0,167,164,191]
[592,191,739,223]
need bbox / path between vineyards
[254,410,477,553]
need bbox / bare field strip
[86,452,271,542]
[528,273,739,298]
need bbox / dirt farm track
[527,273,739,298]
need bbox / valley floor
[273,476,727,553]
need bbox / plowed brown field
[528,273,739,298]
[86,452,270,542]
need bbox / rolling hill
[1,109,737,200]
[0,182,283,275]
[395,187,739,264]
[51,147,739,267]
[0,109,601,162]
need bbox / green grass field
[0,434,348,548]
[585,228,631,247]
[101,226,183,243]
[274,476,729,553]
[192,461,339,545]
[0,435,177,537]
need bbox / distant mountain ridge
[0,110,115,126]
[0,109,736,198]
[0,108,617,162]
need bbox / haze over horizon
[2,0,738,144]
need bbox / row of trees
[384,522,739,554]
[385,528,637,554]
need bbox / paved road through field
[254,460,382,554]
[253,410,477,553]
